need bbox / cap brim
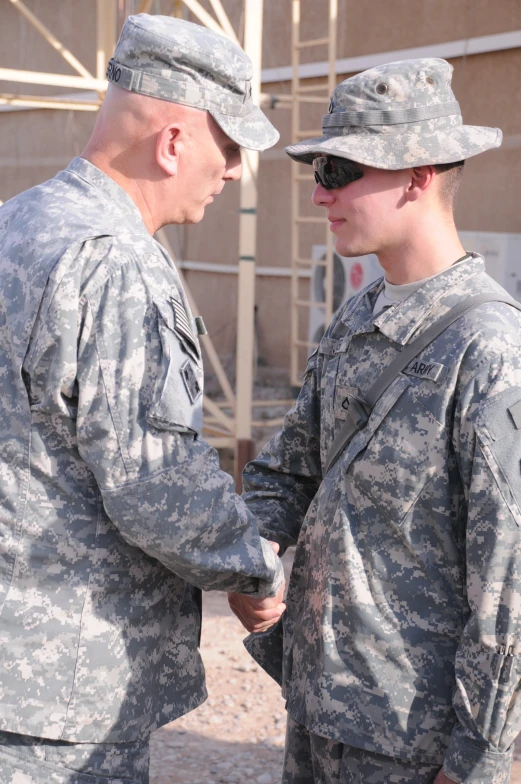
[212,104,280,152]
[285,125,502,169]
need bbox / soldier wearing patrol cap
[230,58,521,784]
[0,13,285,783]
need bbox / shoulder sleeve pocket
[474,387,521,528]
[148,298,203,435]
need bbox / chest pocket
[147,297,203,436]
[346,381,447,526]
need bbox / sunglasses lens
[313,156,363,190]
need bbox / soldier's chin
[335,238,374,258]
[184,206,207,225]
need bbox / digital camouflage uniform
[244,60,519,784]
[0,13,281,784]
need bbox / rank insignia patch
[180,359,202,404]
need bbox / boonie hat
[106,14,279,152]
[286,58,501,169]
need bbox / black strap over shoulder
[324,293,521,475]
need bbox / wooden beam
[208,0,241,47]
[251,417,284,427]
[0,93,101,111]
[205,436,235,449]
[290,0,300,388]
[202,395,235,434]
[0,68,106,92]
[324,0,338,327]
[180,0,227,39]
[171,0,184,18]
[234,0,263,485]
[216,399,295,409]
[97,0,117,82]
[8,0,94,80]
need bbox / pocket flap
[149,298,204,435]
[318,336,350,355]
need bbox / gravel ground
[149,552,521,784]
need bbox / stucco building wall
[1,0,520,371]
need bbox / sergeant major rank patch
[403,359,446,382]
[180,359,202,404]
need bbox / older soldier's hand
[228,582,286,633]
[228,541,286,633]
[434,771,457,783]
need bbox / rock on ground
[150,551,521,784]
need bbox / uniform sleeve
[443,353,521,784]
[242,351,322,554]
[72,259,283,598]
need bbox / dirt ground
[149,552,521,784]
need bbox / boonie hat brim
[213,104,279,152]
[285,124,502,169]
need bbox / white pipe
[178,260,311,278]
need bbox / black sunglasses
[313,156,364,190]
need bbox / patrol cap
[286,58,502,169]
[106,14,279,152]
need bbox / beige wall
[1,0,520,371]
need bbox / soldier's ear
[406,166,436,201]
[156,124,181,177]
[406,165,436,202]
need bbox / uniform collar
[65,156,149,233]
[370,254,486,345]
[337,254,486,345]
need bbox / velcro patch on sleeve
[195,316,208,336]
[180,360,202,404]
[403,359,445,383]
[508,399,521,430]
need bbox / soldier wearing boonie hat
[0,14,285,784]
[230,59,521,784]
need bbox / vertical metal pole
[324,0,338,327]
[234,0,263,490]
[96,0,117,82]
[290,0,300,389]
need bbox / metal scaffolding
[290,0,338,389]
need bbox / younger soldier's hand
[228,580,286,633]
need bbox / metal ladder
[290,0,338,390]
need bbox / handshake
[228,541,286,633]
